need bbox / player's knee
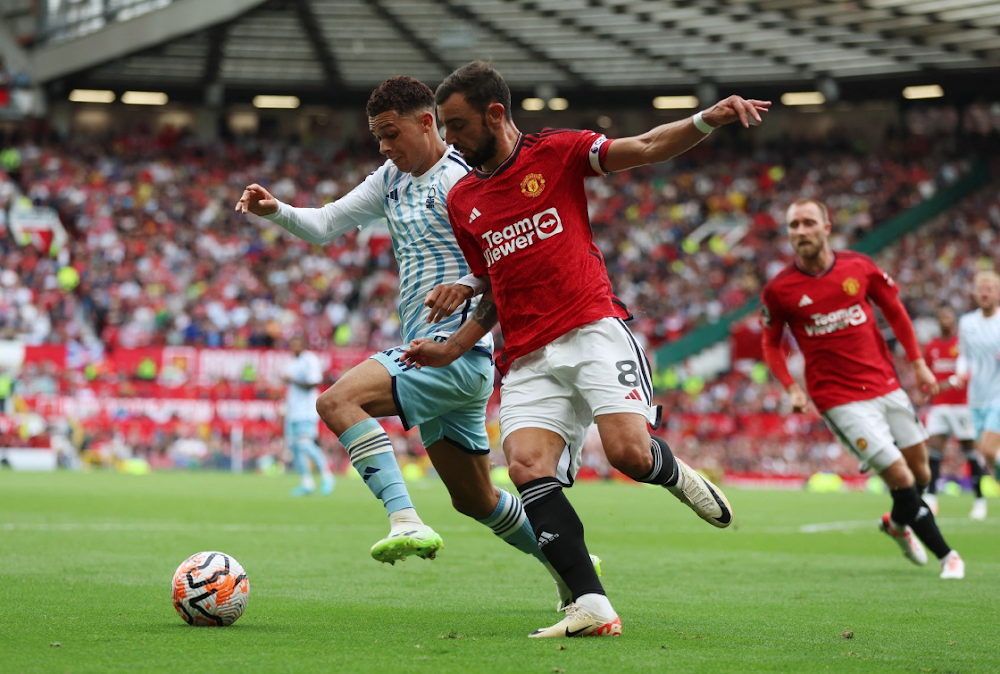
[910,461,931,487]
[605,441,653,480]
[315,389,342,425]
[507,460,548,487]
[880,461,914,491]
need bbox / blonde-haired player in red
[761,198,964,580]
[921,305,987,520]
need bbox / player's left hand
[702,95,771,129]
[400,338,460,369]
[424,283,475,324]
[912,359,939,397]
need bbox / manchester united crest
[843,277,860,296]
[520,173,545,197]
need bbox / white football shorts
[924,404,976,441]
[499,317,661,486]
[822,388,929,473]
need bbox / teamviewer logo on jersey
[481,207,565,267]
[533,208,563,239]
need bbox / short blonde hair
[787,198,831,224]
[974,270,1000,288]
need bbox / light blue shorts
[285,419,319,443]
[371,344,493,453]
[971,405,1000,440]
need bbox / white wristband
[455,273,486,296]
[948,375,960,388]
[692,111,714,135]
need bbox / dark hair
[434,60,512,121]
[788,197,830,223]
[366,76,435,118]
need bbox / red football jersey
[924,335,967,405]
[448,129,629,374]
[761,251,905,412]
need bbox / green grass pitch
[1,470,997,673]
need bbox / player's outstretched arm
[235,183,279,217]
[403,290,497,368]
[603,95,770,173]
[870,283,939,396]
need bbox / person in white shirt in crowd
[283,335,335,496]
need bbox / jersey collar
[474,133,523,180]
[794,250,837,278]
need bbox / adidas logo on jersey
[625,389,642,401]
[798,295,814,307]
[469,207,481,223]
[387,189,398,201]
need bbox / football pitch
[1,471,997,673]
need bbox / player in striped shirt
[956,270,1000,502]
[236,77,585,608]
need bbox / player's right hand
[424,283,475,324]
[235,183,278,216]
[912,359,940,397]
[788,384,810,413]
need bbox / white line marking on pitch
[0,522,352,532]
[799,517,995,534]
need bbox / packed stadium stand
[1,0,999,484]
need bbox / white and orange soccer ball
[171,551,249,626]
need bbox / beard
[458,130,498,169]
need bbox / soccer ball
[171,551,249,626]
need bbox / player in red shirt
[922,305,986,519]
[761,198,964,580]
[404,60,768,638]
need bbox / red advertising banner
[19,345,371,383]
[24,395,282,423]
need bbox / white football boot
[667,458,733,528]
[939,550,965,579]
[529,599,621,638]
[969,498,987,521]
[878,513,928,566]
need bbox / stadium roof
[14,0,1000,107]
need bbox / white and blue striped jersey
[265,148,492,352]
[957,309,1000,408]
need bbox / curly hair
[366,76,435,118]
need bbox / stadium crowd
[0,129,972,352]
[0,121,995,479]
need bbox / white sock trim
[575,593,615,619]
[388,507,424,533]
